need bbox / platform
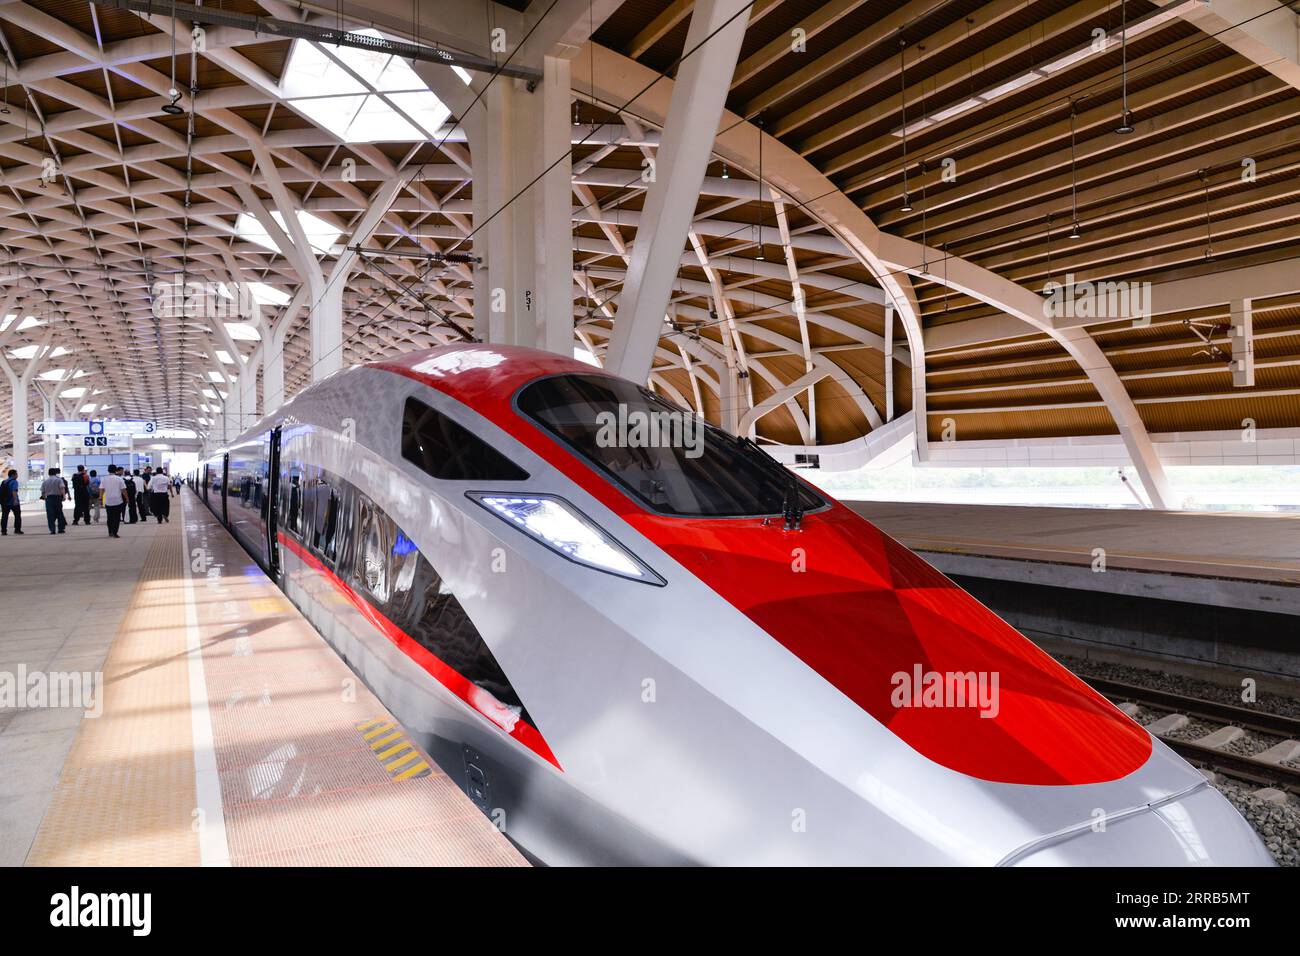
[846,500,1300,680]
[845,500,1300,615]
[0,492,525,867]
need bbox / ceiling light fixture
[755,113,765,261]
[1116,0,1135,134]
[162,3,185,115]
[1043,213,1055,295]
[1199,168,1215,260]
[898,34,913,214]
[1068,102,1082,239]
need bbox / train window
[321,489,341,562]
[401,396,528,481]
[288,478,302,536]
[517,374,824,518]
[400,538,534,729]
[308,476,342,561]
[353,496,392,604]
[278,446,304,539]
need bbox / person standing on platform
[101,465,127,539]
[71,464,91,525]
[148,469,171,523]
[123,466,138,523]
[0,468,22,535]
[41,467,68,534]
[135,469,150,520]
[88,470,102,524]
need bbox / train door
[201,463,208,502]
[221,454,229,525]
[266,427,281,577]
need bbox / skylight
[224,322,261,341]
[8,344,68,360]
[60,386,87,399]
[0,314,41,332]
[236,211,341,257]
[249,282,291,306]
[280,33,452,143]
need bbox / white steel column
[1230,298,1256,387]
[534,54,575,355]
[311,279,345,382]
[238,352,261,432]
[470,64,575,351]
[262,286,307,413]
[7,376,28,477]
[479,80,538,347]
[606,0,752,383]
[1,329,53,480]
[40,389,56,471]
[884,302,896,422]
[1156,0,1300,91]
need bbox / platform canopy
[0,0,1295,507]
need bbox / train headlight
[468,493,664,585]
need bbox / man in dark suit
[71,464,91,525]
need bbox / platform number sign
[83,436,108,447]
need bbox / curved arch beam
[578,42,1168,504]
[673,304,884,429]
[578,41,923,451]
[874,232,1175,510]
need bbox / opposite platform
[845,500,1300,616]
[1,491,524,867]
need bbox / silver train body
[194,346,1273,866]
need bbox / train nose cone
[1009,785,1276,866]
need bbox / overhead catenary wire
[61,0,1289,418]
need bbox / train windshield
[517,373,823,518]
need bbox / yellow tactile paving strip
[27,492,527,867]
[27,521,201,866]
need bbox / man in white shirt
[148,470,172,523]
[100,466,128,538]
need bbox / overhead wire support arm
[360,255,477,344]
[345,245,481,266]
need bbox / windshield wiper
[737,435,806,530]
[782,473,805,532]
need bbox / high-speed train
[194,344,1272,866]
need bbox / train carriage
[195,344,1272,866]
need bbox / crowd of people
[0,464,182,538]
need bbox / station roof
[0,0,1295,454]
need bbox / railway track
[1085,676,1300,794]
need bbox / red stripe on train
[370,346,1153,786]
[277,531,562,771]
